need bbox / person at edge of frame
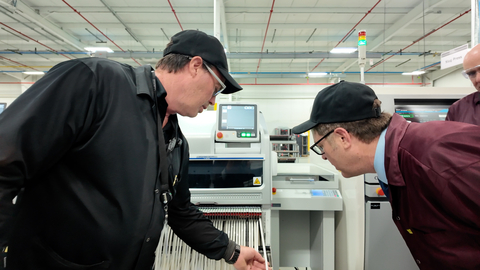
[446,43,480,125]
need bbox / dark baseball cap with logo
[292,80,381,134]
[163,30,242,94]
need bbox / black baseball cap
[163,30,242,94]
[292,81,381,134]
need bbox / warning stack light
[358,30,367,68]
[358,30,367,84]
[358,30,367,46]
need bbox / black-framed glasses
[310,129,335,155]
[186,56,226,97]
[462,64,480,79]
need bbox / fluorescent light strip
[84,47,114,53]
[308,72,328,77]
[23,71,45,75]
[402,71,425,75]
[330,47,357,54]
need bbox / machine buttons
[217,132,223,139]
[272,187,276,195]
[376,187,384,196]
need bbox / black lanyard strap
[152,71,172,217]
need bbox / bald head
[464,44,480,70]
[463,44,480,91]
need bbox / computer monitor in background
[394,99,458,123]
[0,103,6,114]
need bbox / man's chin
[179,111,199,118]
[340,171,360,178]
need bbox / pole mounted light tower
[358,30,367,84]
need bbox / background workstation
[0,1,477,270]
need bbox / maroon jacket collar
[384,114,410,186]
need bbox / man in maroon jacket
[446,44,480,125]
[293,80,480,270]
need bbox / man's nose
[322,155,328,160]
[208,95,216,105]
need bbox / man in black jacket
[0,30,268,270]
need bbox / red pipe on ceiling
[0,82,35,84]
[0,56,40,71]
[367,9,471,72]
[0,22,72,60]
[62,0,141,66]
[310,0,383,72]
[167,0,184,31]
[255,0,276,80]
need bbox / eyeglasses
[310,129,335,155]
[203,63,226,97]
[462,65,480,79]
[186,56,226,97]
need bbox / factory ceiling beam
[427,65,464,82]
[30,6,464,16]
[39,22,467,31]
[100,51,384,59]
[1,34,470,45]
[99,0,149,52]
[5,0,87,51]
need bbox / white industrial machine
[185,103,273,206]
[271,163,342,270]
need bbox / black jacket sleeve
[166,130,231,260]
[0,60,97,247]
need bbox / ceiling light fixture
[84,47,114,53]
[330,47,358,54]
[23,71,45,75]
[308,72,328,77]
[402,70,425,75]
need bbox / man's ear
[188,56,203,77]
[334,128,351,148]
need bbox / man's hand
[233,245,271,270]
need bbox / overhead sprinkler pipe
[0,22,71,60]
[310,0,382,72]
[255,0,276,84]
[62,0,141,66]
[167,0,184,31]
[367,9,471,71]
[0,56,40,71]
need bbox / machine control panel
[216,104,259,143]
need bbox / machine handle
[288,178,315,182]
